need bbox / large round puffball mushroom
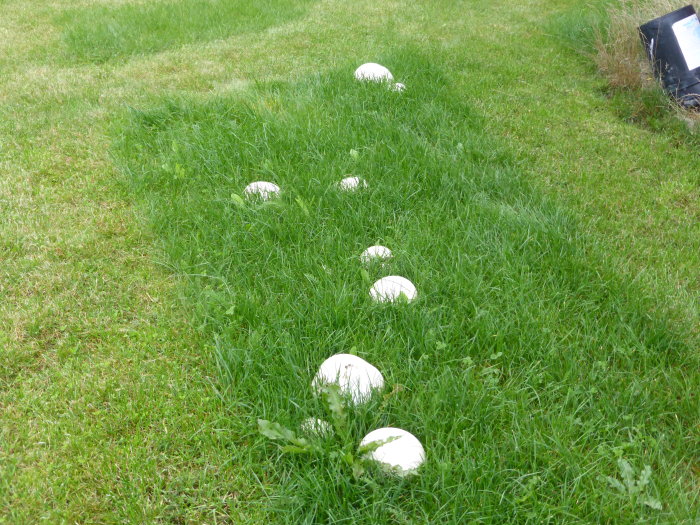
[354,63,394,83]
[312,353,384,404]
[369,276,417,303]
[300,417,332,437]
[339,176,368,191]
[360,245,392,264]
[243,181,280,200]
[360,427,425,476]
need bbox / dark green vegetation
[60,0,315,63]
[116,55,699,522]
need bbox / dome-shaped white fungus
[339,176,368,191]
[354,63,394,82]
[312,353,384,404]
[300,417,332,436]
[360,427,425,476]
[369,276,417,303]
[360,245,393,264]
[243,181,280,200]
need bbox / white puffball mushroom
[243,181,280,200]
[360,427,425,476]
[312,353,384,404]
[339,176,368,191]
[392,82,406,92]
[300,417,332,437]
[360,245,393,264]
[354,63,394,83]
[369,276,417,303]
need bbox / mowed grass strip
[115,54,699,523]
[0,1,266,522]
[0,85,256,523]
[58,0,316,63]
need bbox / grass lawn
[1,0,698,523]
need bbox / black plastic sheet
[639,5,700,108]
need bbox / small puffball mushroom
[300,417,332,436]
[360,427,425,476]
[243,181,280,200]
[354,63,394,83]
[369,276,417,303]
[312,353,384,404]
[392,82,406,92]
[360,245,392,264]
[339,176,368,191]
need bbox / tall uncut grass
[59,0,315,63]
[594,0,700,124]
[115,53,699,523]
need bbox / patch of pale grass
[58,0,317,63]
[110,0,412,95]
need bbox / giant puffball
[360,245,393,264]
[360,427,425,476]
[369,276,417,303]
[312,353,384,404]
[300,417,333,437]
[339,176,368,191]
[243,181,280,200]
[354,63,394,83]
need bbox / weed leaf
[257,419,295,441]
[295,196,310,217]
[320,384,347,433]
[618,458,635,491]
[231,193,246,209]
[605,475,626,493]
[281,445,312,454]
[643,497,662,510]
[357,435,400,455]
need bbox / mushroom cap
[243,181,280,200]
[369,276,417,303]
[354,63,394,82]
[312,353,384,404]
[360,245,393,264]
[339,176,368,191]
[300,417,332,436]
[360,427,425,475]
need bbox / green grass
[2,0,699,522]
[114,52,699,522]
[0,91,252,522]
[59,0,316,63]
